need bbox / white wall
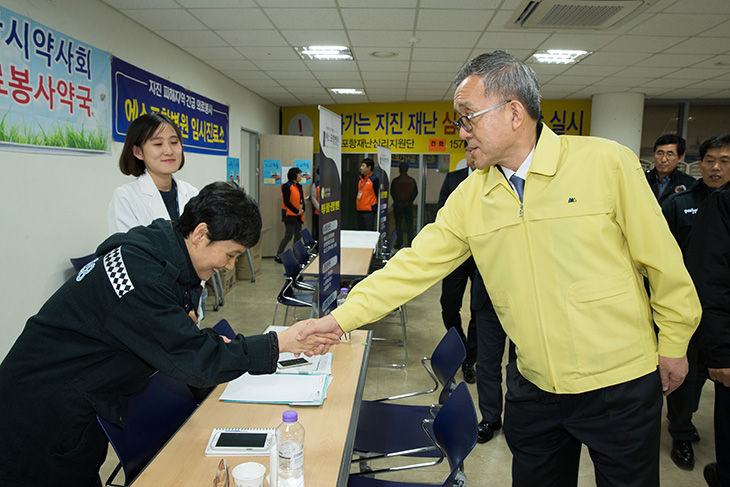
[0,0,279,359]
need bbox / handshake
[277,315,346,356]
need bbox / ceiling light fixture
[369,51,398,58]
[330,88,364,95]
[529,49,592,64]
[295,46,353,61]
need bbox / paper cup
[232,462,266,487]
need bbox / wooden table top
[303,247,373,279]
[131,330,371,487]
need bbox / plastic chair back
[300,227,316,249]
[97,372,197,485]
[433,382,478,484]
[212,319,236,340]
[431,327,467,404]
[70,253,96,272]
[280,249,302,279]
[292,240,310,266]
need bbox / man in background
[686,185,730,487]
[356,158,379,231]
[661,133,730,469]
[436,148,478,383]
[390,161,418,248]
[646,134,695,204]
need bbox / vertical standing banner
[318,106,342,316]
[376,146,392,245]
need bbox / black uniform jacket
[0,220,277,483]
[686,190,730,370]
[661,179,714,253]
[645,167,696,205]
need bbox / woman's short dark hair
[173,182,262,248]
[119,113,186,177]
[287,167,301,182]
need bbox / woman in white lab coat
[108,113,198,234]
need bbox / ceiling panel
[99,0,730,106]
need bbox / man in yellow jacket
[298,51,700,486]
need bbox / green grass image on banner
[0,112,109,151]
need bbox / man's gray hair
[454,51,542,121]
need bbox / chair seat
[280,289,315,307]
[348,476,439,487]
[354,401,439,458]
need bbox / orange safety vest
[281,182,303,222]
[357,172,377,212]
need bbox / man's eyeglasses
[655,150,679,160]
[453,100,512,132]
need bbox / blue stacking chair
[348,382,478,486]
[353,327,466,467]
[272,249,316,325]
[212,319,236,340]
[97,372,198,486]
[300,227,318,256]
[70,253,96,272]
[292,240,313,267]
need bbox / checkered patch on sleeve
[104,246,135,298]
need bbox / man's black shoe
[670,440,694,469]
[462,363,476,384]
[274,255,282,264]
[703,463,719,487]
[691,423,701,442]
[477,419,502,444]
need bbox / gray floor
[101,256,716,486]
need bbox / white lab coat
[108,170,198,235]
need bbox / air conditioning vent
[508,0,657,30]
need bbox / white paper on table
[220,373,327,405]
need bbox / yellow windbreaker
[332,125,700,394]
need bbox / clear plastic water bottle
[336,287,348,308]
[276,410,305,487]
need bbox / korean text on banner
[111,57,229,156]
[0,6,112,152]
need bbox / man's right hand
[709,368,730,387]
[295,315,344,356]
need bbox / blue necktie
[510,175,525,202]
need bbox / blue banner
[0,6,111,152]
[111,57,229,156]
[318,106,342,316]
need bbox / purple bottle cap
[283,410,298,422]
[340,288,348,293]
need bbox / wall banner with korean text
[283,100,591,171]
[376,146,391,245]
[0,6,111,152]
[318,105,342,316]
[111,57,229,156]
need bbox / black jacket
[686,190,730,369]
[437,167,469,210]
[0,220,277,485]
[645,167,696,205]
[661,179,714,253]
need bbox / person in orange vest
[356,158,379,231]
[311,168,321,241]
[275,167,304,263]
